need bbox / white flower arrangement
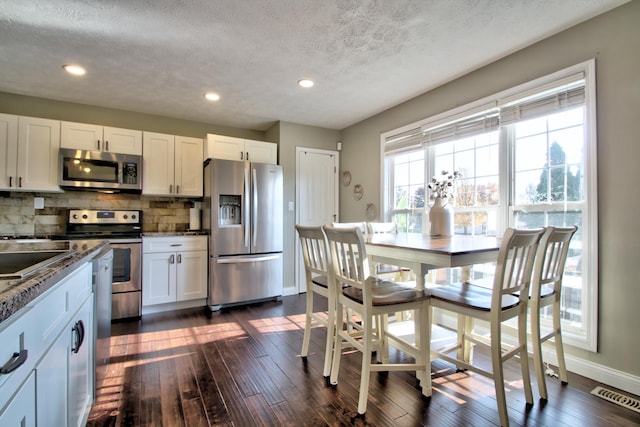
[427,170,462,200]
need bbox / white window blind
[499,73,585,125]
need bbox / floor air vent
[591,386,640,414]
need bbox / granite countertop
[0,240,108,325]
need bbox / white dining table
[364,232,501,289]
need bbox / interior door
[295,148,339,292]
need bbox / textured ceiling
[0,0,629,131]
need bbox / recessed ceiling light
[63,64,86,76]
[298,79,314,88]
[204,92,220,101]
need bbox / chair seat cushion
[311,275,329,288]
[342,277,427,306]
[428,282,520,311]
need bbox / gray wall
[338,2,640,380]
[271,121,340,293]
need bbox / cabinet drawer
[31,263,92,355]
[0,307,37,411]
[143,236,207,253]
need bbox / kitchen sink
[0,250,77,279]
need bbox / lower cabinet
[0,263,93,427]
[142,236,208,309]
[0,371,36,426]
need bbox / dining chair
[428,227,544,427]
[366,222,412,281]
[529,225,577,400]
[295,225,335,378]
[323,225,431,415]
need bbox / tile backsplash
[0,191,199,237]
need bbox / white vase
[429,198,454,237]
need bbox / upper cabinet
[143,132,203,197]
[61,121,142,155]
[0,113,61,192]
[205,133,277,164]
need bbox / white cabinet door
[0,371,36,427]
[205,134,277,164]
[0,113,19,190]
[142,132,175,196]
[17,116,60,192]
[68,296,94,427]
[35,326,68,427]
[175,136,203,197]
[62,122,142,155]
[103,126,142,155]
[205,134,244,161]
[61,121,103,151]
[245,139,277,164]
[142,251,176,305]
[176,250,208,301]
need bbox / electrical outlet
[288,201,294,211]
[34,197,44,209]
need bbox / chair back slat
[323,225,369,291]
[533,226,578,296]
[296,225,329,278]
[493,228,544,306]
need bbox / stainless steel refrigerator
[203,158,283,310]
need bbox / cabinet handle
[170,243,182,247]
[18,177,22,187]
[169,184,173,194]
[71,320,85,354]
[170,254,175,264]
[97,139,101,151]
[177,254,182,263]
[9,176,12,187]
[105,140,109,151]
[1,349,28,375]
[176,185,180,194]
[240,152,243,160]
[246,152,249,161]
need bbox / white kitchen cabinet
[143,132,203,197]
[61,121,142,155]
[0,262,92,427]
[205,133,277,164]
[142,236,208,307]
[0,114,61,192]
[0,371,36,427]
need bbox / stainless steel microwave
[59,148,142,191]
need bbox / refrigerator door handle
[216,255,280,264]
[252,167,258,247]
[244,167,250,248]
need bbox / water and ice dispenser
[219,195,241,226]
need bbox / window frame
[380,59,598,351]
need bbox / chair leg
[378,314,390,363]
[518,311,534,405]
[553,298,568,384]
[329,302,345,386]
[417,301,432,396]
[530,305,548,400]
[357,314,374,415]
[323,294,336,378]
[490,321,510,427]
[301,291,314,358]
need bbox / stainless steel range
[62,209,142,320]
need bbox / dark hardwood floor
[87,294,640,426]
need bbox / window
[381,60,597,350]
